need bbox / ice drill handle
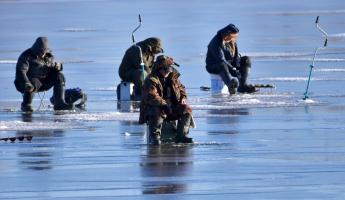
[324,38,328,47]
[315,16,319,24]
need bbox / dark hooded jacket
[205,24,240,70]
[15,37,56,86]
[118,37,163,80]
[139,66,187,124]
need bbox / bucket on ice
[117,82,134,101]
[210,74,228,94]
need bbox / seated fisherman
[139,55,193,145]
[118,37,164,99]
[14,37,74,112]
[205,24,257,94]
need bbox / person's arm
[16,55,30,84]
[210,42,240,77]
[177,79,187,104]
[209,41,234,69]
[142,79,167,106]
[45,53,63,71]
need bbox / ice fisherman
[205,24,257,94]
[14,37,74,112]
[118,37,164,99]
[139,55,194,145]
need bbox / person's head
[218,24,239,43]
[223,32,239,43]
[154,55,174,78]
[31,37,50,58]
[142,37,164,54]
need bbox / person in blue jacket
[205,24,256,94]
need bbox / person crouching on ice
[14,37,73,112]
[205,24,257,94]
[139,55,193,145]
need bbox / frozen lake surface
[1,0,345,199]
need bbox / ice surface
[1,0,345,199]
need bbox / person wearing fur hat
[139,55,193,145]
[118,37,164,99]
[205,24,257,94]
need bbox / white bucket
[210,74,228,94]
[118,82,134,101]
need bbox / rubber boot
[21,92,34,112]
[237,56,258,94]
[175,113,193,144]
[53,83,73,111]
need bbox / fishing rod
[303,16,328,100]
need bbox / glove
[24,82,34,92]
[235,70,241,79]
[54,62,63,71]
[161,104,172,114]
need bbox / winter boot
[238,84,258,93]
[228,78,239,95]
[175,113,193,144]
[53,83,74,111]
[21,92,34,112]
[148,119,163,145]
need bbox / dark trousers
[206,56,251,87]
[14,71,65,105]
[15,70,65,93]
[147,104,192,138]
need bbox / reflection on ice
[140,146,193,195]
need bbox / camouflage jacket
[139,70,187,124]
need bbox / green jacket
[118,37,163,81]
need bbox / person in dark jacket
[139,55,193,145]
[118,37,164,98]
[205,24,257,94]
[14,37,73,112]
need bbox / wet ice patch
[244,52,345,62]
[246,52,310,59]
[329,33,345,38]
[315,68,345,72]
[91,86,117,91]
[60,28,99,32]
[254,77,345,82]
[190,92,309,110]
[0,120,78,131]
[257,9,345,15]
[298,99,318,104]
[0,60,16,64]
[59,112,139,121]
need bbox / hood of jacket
[31,37,51,56]
[138,37,163,54]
